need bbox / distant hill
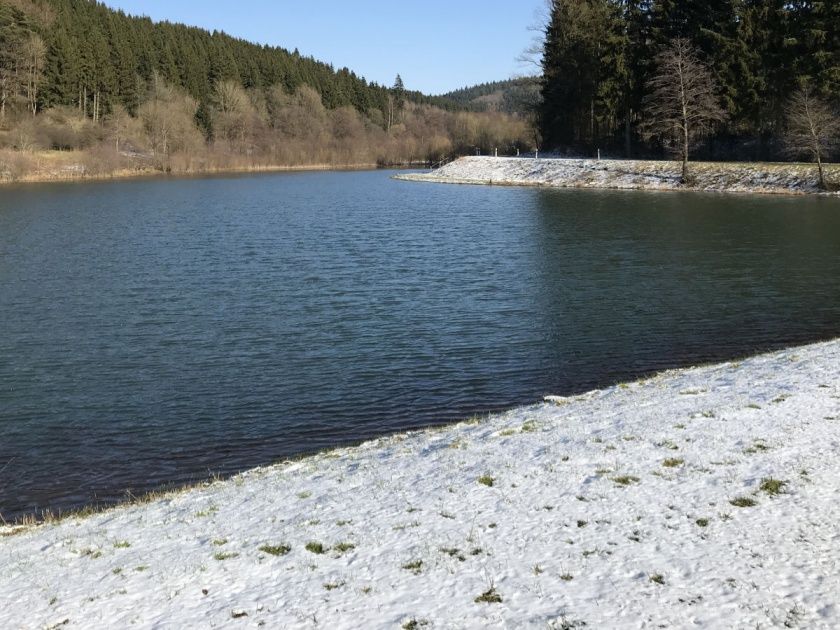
[440,78,541,115]
[0,0,535,180]
[0,0,461,117]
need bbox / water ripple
[1,171,839,518]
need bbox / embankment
[396,156,840,195]
[2,340,839,627]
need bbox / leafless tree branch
[641,38,727,183]
[784,85,840,190]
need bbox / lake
[1,170,839,519]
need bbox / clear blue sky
[102,0,546,94]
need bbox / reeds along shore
[0,148,388,185]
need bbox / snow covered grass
[2,339,840,628]
[396,156,840,195]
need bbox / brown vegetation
[0,74,533,184]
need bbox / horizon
[101,0,547,95]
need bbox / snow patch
[396,156,840,195]
[1,340,840,627]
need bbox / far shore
[0,153,428,187]
[397,155,840,196]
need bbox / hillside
[2,0,455,118]
[440,77,541,115]
[0,0,534,180]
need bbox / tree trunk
[624,109,631,158]
[816,152,825,190]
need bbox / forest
[539,0,839,161]
[0,0,532,180]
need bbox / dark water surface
[2,170,840,518]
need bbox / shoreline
[396,156,840,196]
[2,339,839,627]
[0,158,427,187]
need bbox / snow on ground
[2,340,840,629]
[396,156,840,195]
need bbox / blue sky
[102,0,546,94]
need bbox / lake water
[2,170,840,519]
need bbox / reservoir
[1,170,839,519]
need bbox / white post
[535,150,539,159]
[597,149,601,161]
[494,147,498,158]
[516,148,520,156]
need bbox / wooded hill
[441,78,541,115]
[0,0,532,179]
[1,0,460,121]
[540,0,839,160]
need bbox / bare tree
[0,27,22,123]
[107,103,135,153]
[643,38,726,183]
[516,0,550,66]
[21,32,45,117]
[213,79,251,149]
[139,73,203,160]
[784,85,839,191]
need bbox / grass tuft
[305,541,325,554]
[478,475,495,487]
[441,547,466,562]
[759,478,787,496]
[260,544,291,556]
[729,497,758,508]
[402,559,423,575]
[213,551,238,561]
[662,458,684,468]
[520,420,539,433]
[333,542,356,554]
[474,587,503,604]
[611,475,640,486]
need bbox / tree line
[539,0,839,163]
[0,0,533,178]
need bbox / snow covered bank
[2,340,840,628]
[396,156,840,195]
